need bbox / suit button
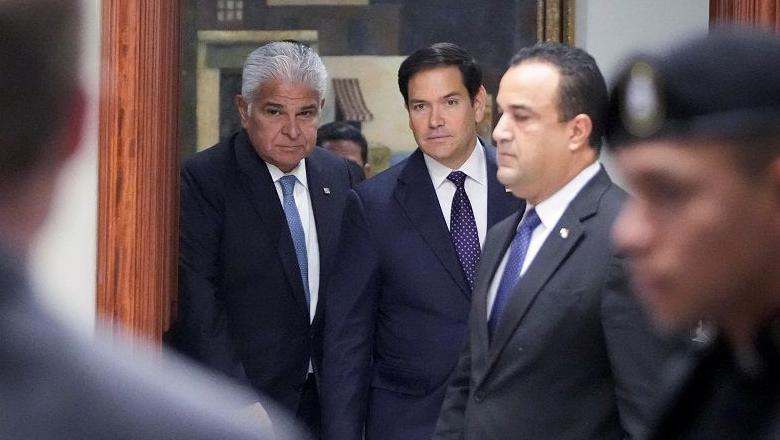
[474,391,485,402]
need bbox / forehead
[254,79,320,105]
[496,61,560,108]
[407,66,467,99]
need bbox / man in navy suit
[170,41,361,438]
[434,42,668,440]
[320,43,522,440]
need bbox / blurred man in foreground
[606,31,780,439]
[0,1,280,438]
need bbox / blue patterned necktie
[447,171,481,291]
[279,175,310,305]
[488,209,541,341]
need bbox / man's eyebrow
[498,103,537,116]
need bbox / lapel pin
[323,187,331,195]
[559,228,569,239]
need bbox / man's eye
[645,183,690,205]
[299,110,314,118]
[412,103,426,111]
[266,109,281,116]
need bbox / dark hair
[317,122,369,164]
[398,42,483,105]
[0,0,81,183]
[509,42,608,150]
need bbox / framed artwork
[182,0,575,171]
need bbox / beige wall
[322,56,417,153]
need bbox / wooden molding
[710,0,779,31]
[97,0,181,345]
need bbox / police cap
[606,30,780,146]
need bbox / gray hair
[241,41,328,104]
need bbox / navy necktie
[447,171,480,291]
[488,209,541,341]
[279,175,310,305]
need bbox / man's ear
[770,156,780,208]
[55,87,87,162]
[235,95,249,127]
[567,114,593,152]
[473,85,487,124]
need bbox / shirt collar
[266,159,309,190]
[423,138,486,189]
[526,161,601,230]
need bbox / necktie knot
[518,209,541,234]
[447,171,467,189]
[279,175,297,197]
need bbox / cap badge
[621,61,665,138]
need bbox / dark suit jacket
[435,167,669,440]
[0,249,279,439]
[320,144,522,440]
[169,129,359,417]
[646,320,780,440]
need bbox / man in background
[0,1,281,438]
[606,30,780,439]
[171,41,360,437]
[320,42,521,440]
[318,121,371,180]
[435,42,668,440]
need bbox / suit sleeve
[169,163,251,390]
[320,189,380,440]
[601,255,670,439]
[433,318,472,440]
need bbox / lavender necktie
[447,171,480,291]
[488,209,541,341]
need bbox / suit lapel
[234,131,310,317]
[482,167,612,379]
[472,212,522,369]
[306,150,340,325]
[394,149,471,298]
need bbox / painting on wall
[182,0,574,172]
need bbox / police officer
[606,30,780,439]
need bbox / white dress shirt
[423,139,488,248]
[487,161,601,318]
[266,161,320,324]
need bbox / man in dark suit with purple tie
[320,43,522,440]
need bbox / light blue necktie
[488,209,541,342]
[279,175,310,305]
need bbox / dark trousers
[296,373,320,439]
